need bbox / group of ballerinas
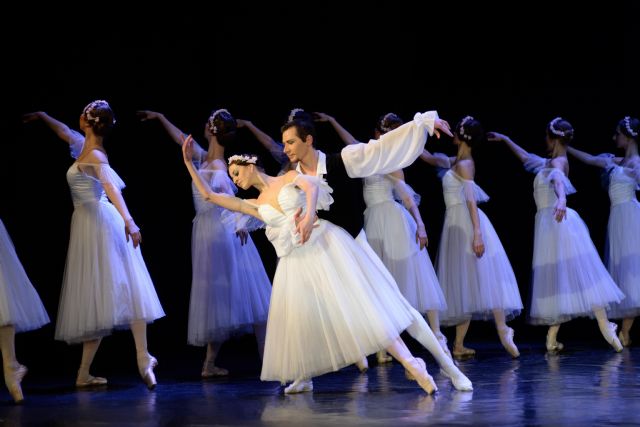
[0,99,636,404]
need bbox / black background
[1,3,639,377]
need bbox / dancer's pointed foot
[404,357,437,394]
[75,373,108,388]
[440,364,473,391]
[603,322,623,352]
[498,326,520,358]
[545,334,564,353]
[137,352,158,390]
[376,350,393,364]
[355,357,369,373]
[4,363,27,403]
[201,359,229,378]
[619,331,632,347]
[452,345,476,360]
[434,331,452,358]
[284,378,313,394]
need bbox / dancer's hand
[472,232,485,257]
[294,207,318,244]
[433,118,453,139]
[553,199,567,222]
[136,110,162,121]
[416,224,428,250]
[313,112,333,122]
[486,132,508,142]
[181,135,194,163]
[236,229,249,245]
[22,112,44,123]
[236,119,250,128]
[125,218,142,248]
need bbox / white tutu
[363,175,446,312]
[604,166,640,319]
[258,177,415,383]
[0,219,49,332]
[437,169,523,326]
[187,169,271,345]
[525,156,624,324]
[56,145,165,343]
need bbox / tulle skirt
[188,209,271,345]
[0,220,49,332]
[260,220,415,384]
[55,201,165,343]
[437,205,523,326]
[364,200,446,312]
[529,207,624,325]
[605,200,640,318]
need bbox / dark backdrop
[1,3,638,377]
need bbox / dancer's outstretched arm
[315,112,360,145]
[137,110,207,158]
[237,119,290,166]
[419,149,455,168]
[22,111,83,145]
[487,132,531,163]
[567,146,620,168]
[182,136,260,219]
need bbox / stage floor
[1,342,639,426]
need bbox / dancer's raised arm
[22,111,83,145]
[487,132,531,163]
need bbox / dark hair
[376,112,404,135]
[546,117,574,145]
[617,116,640,140]
[281,119,317,143]
[455,116,484,148]
[208,108,237,147]
[82,100,115,137]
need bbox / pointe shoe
[137,353,158,390]
[355,357,369,373]
[498,327,520,358]
[75,374,108,388]
[284,378,313,394]
[545,335,564,352]
[440,365,473,392]
[404,357,426,381]
[201,359,229,378]
[376,350,393,364]
[452,346,476,359]
[603,322,623,353]
[4,364,27,403]
[404,357,437,394]
[434,331,452,358]
[619,331,632,347]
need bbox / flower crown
[228,154,258,165]
[83,100,116,125]
[623,116,638,137]
[379,112,400,133]
[458,116,474,141]
[548,117,567,137]
[288,108,304,123]
[208,108,230,134]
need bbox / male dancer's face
[282,127,312,164]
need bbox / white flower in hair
[208,108,230,134]
[379,112,399,133]
[549,117,566,137]
[623,116,638,137]
[288,108,304,123]
[459,115,474,140]
[83,100,116,125]
[228,154,258,165]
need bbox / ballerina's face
[613,126,629,149]
[228,164,253,190]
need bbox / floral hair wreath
[623,116,638,137]
[548,117,567,137]
[458,115,474,141]
[228,154,258,165]
[288,108,304,123]
[83,100,116,125]
[379,112,400,133]
[208,108,230,134]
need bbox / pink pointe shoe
[137,353,158,390]
[201,359,229,378]
[4,363,27,403]
[498,326,520,358]
[404,357,437,394]
[284,378,313,394]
